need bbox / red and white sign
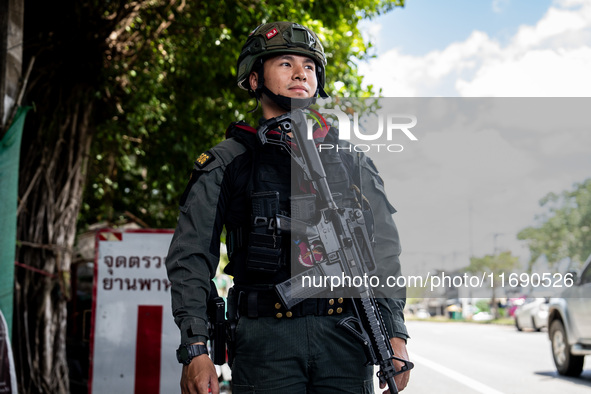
[89,229,179,394]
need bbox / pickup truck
[548,254,591,376]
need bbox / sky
[351,0,591,278]
[358,0,591,97]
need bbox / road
[374,320,591,394]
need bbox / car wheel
[550,320,584,376]
[532,317,540,332]
[515,317,522,332]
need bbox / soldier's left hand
[379,337,410,392]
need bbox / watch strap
[176,343,209,365]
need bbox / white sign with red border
[90,229,179,394]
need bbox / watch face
[177,344,207,364]
[177,346,189,363]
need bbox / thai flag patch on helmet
[265,28,278,39]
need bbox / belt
[233,288,350,319]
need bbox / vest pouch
[251,191,280,220]
[290,194,316,222]
[246,232,283,273]
[290,193,344,223]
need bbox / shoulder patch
[195,151,215,168]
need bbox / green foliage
[517,178,591,270]
[474,299,490,313]
[465,251,520,288]
[79,0,405,230]
[465,252,520,319]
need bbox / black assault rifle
[257,109,414,393]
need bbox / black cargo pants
[231,313,374,393]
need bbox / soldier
[166,21,411,394]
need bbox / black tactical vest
[225,123,365,287]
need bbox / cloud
[492,0,510,14]
[456,47,591,96]
[359,31,501,96]
[554,0,589,9]
[361,22,383,51]
[359,1,591,97]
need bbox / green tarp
[0,107,29,338]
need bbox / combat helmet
[237,21,329,105]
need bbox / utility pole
[493,232,504,254]
[468,200,474,259]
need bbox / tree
[15,0,404,392]
[465,251,520,319]
[80,1,404,229]
[518,178,591,271]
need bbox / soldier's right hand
[181,355,219,394]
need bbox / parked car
[514,297,549,331]
[548,254,591,376]
[472,311,494,321]
[507,295,527,317]
[412,308,431,319]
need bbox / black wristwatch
[176,343,209,365]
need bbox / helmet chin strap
[260,85,316,111]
